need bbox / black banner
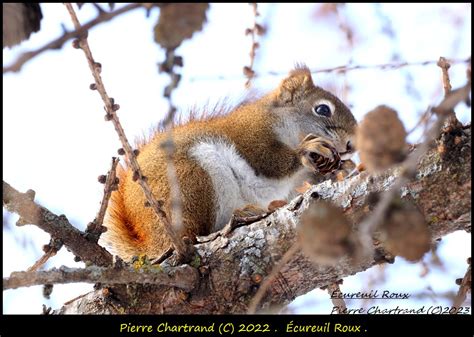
[0,314,472,337]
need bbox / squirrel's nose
[346,140,355,153]
[338,140,355,160]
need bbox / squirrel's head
[272,64,357,159]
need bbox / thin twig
[452,260,471,310]
[327,283,347,314]
[244,3,263,88]
[3,181,112,266]
[63,291,92,306]
[438,57,453,96]
[189,58,471,82]
[358,81,471,255]
[151,246,174,265]
[27,237,63,272]
[86,157,119,242]
[27,250,57,272]
[196,210,274,243]
[248,243,300,314]
[334,3,354,102]
[374,3,422,103]
[4,264,198,292]
[159,49,185,251]
[64,3,191,260]
[406,106,433,136]
[437,56,462,131]
[3,3,143,74]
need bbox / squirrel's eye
[314,104,332,117]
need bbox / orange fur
[133,96,257,153]
[102,165,147,258]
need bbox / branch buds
[94,62,102,74]
[243,66,255,78]
[72,39,81,49]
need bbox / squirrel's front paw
[298,134,341,174]
[233,204,267,218]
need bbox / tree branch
[4,264,198,291]
[3,181,112,266]
[3,3,143,74]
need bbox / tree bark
[55,127,471,314]
[3,182,113,267]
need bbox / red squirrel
[101,65,357,260]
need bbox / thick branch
[4,264,198,292]
[56,124,471,314]
[3,181,112,266]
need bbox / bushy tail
[100,164,145,261]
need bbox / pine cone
[308,144,341,174]
[356,105,407,172]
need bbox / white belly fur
[190,137,305,231]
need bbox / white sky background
[2,3,471,314]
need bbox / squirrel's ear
[276,64,315,104]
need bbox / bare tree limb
[3,181,113,266]
[64,3,192,260]
[4,264,198,292]
[3,3,144,74]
